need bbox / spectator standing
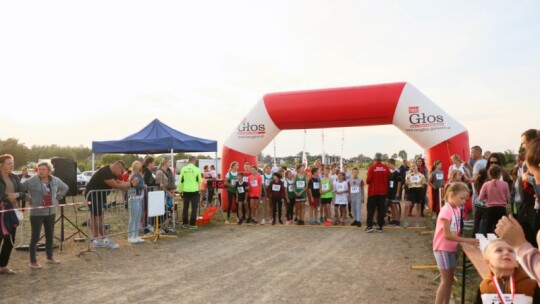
[365,153,390,233]
[178,157,202,229]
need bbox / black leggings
[272,198,283,222]
[485,206,506,235]
[0,229,16,268]
[286,199,294,220]
[227,191,236,219]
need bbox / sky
[1,1,539,160]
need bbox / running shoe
[189,225,198,230]
[375,228,383,233]
[365,227,374,233]
[279,220,283,225]
[261,219,266,225]
[128,237,138,244]
[238,218,243,225]
[350,221,358,226]
[104,239,120,249]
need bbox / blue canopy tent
[91,119,218,170]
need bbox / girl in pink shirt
[479,165,510,235]
[433,182,479,304]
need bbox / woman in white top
[406,163,427,226]
[448,154,470,182]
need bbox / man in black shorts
[85,160,138,249]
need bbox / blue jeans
[128,196,143,239]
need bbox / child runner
[294,164,307,225]
[224,161,239,224]
[199,173,207,214]
[261,164,273,225]
[479,165,510,235]
[285,170,296,224]
[247,166,262,224]
[428,160,445,215]
[307,167,321,225]
[405,163,427,227]
[433,182,479,304]
[333,172,349,225]
[475,239,540,303]
[267,172,286,225]
[348,167,364,227]
[320,165,334,226]
[235,172,248,225]
[242,162,251,220]
[387,159,402,226]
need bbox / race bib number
[243,176,249,182]
[272,184,281,191]
[389,181,394,188]
[436,173,444,180]
[313,182,320,190]
[336,184,344,192]
[351,186,360,194]
[250,180,258,187]
[410,176,420,183]
[231,179,237,186]
[288,185,294,192]
[296,180,305,188]
[481,294,518,304]
[237,186,244,193]
[265,179,271,186]
[322,184,329,191]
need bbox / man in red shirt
[366,153,390,232]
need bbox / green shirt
[294,174,307,198]
[320,178,334,199]
[178,163,201,193]
[227,171,238,193]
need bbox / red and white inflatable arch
[221,82,470,211]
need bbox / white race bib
[313,182,320,190]
[322,183,329,191]
[296,180,305,188]
[250,180,258,187]
[351,186,360,194]
[411,176,420,183]
[237,186,244,193]
[288,185,294,192]
[389,181,394,188]
[436,173,444,180]
[231,179,237,186]
[336,184,344,192]
[265,179,271,186]
[272,184,281,191]
[243,176,249,183]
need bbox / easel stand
[142,216,177,243]
[142,191,177,243]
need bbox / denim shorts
[433,251,457,270]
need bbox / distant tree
[263,154,272,164]
[0,138,30,169]
[391,153,398,159]
[414,154,423,160]
[382,154,389,161]
[398,150,408,160]
[98,154,123,166]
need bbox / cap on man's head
[374,153,383,161]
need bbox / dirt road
[1,224,437,303]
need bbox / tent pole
[170,148,176,230]
[92,153,95,171]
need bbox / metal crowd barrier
[78,186,165,258]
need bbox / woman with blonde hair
[127,161,145,243]
[22,161,69,268]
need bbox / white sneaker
[225,220,230,224]
[261,219,266,225]
[93,239,105,248]
[128,237,138,244]
[104,239,120,249]
[136,237,145,243]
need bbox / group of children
[223,161,365,227]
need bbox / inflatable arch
[221,82,470,211]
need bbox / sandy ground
[0,219,438,304]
